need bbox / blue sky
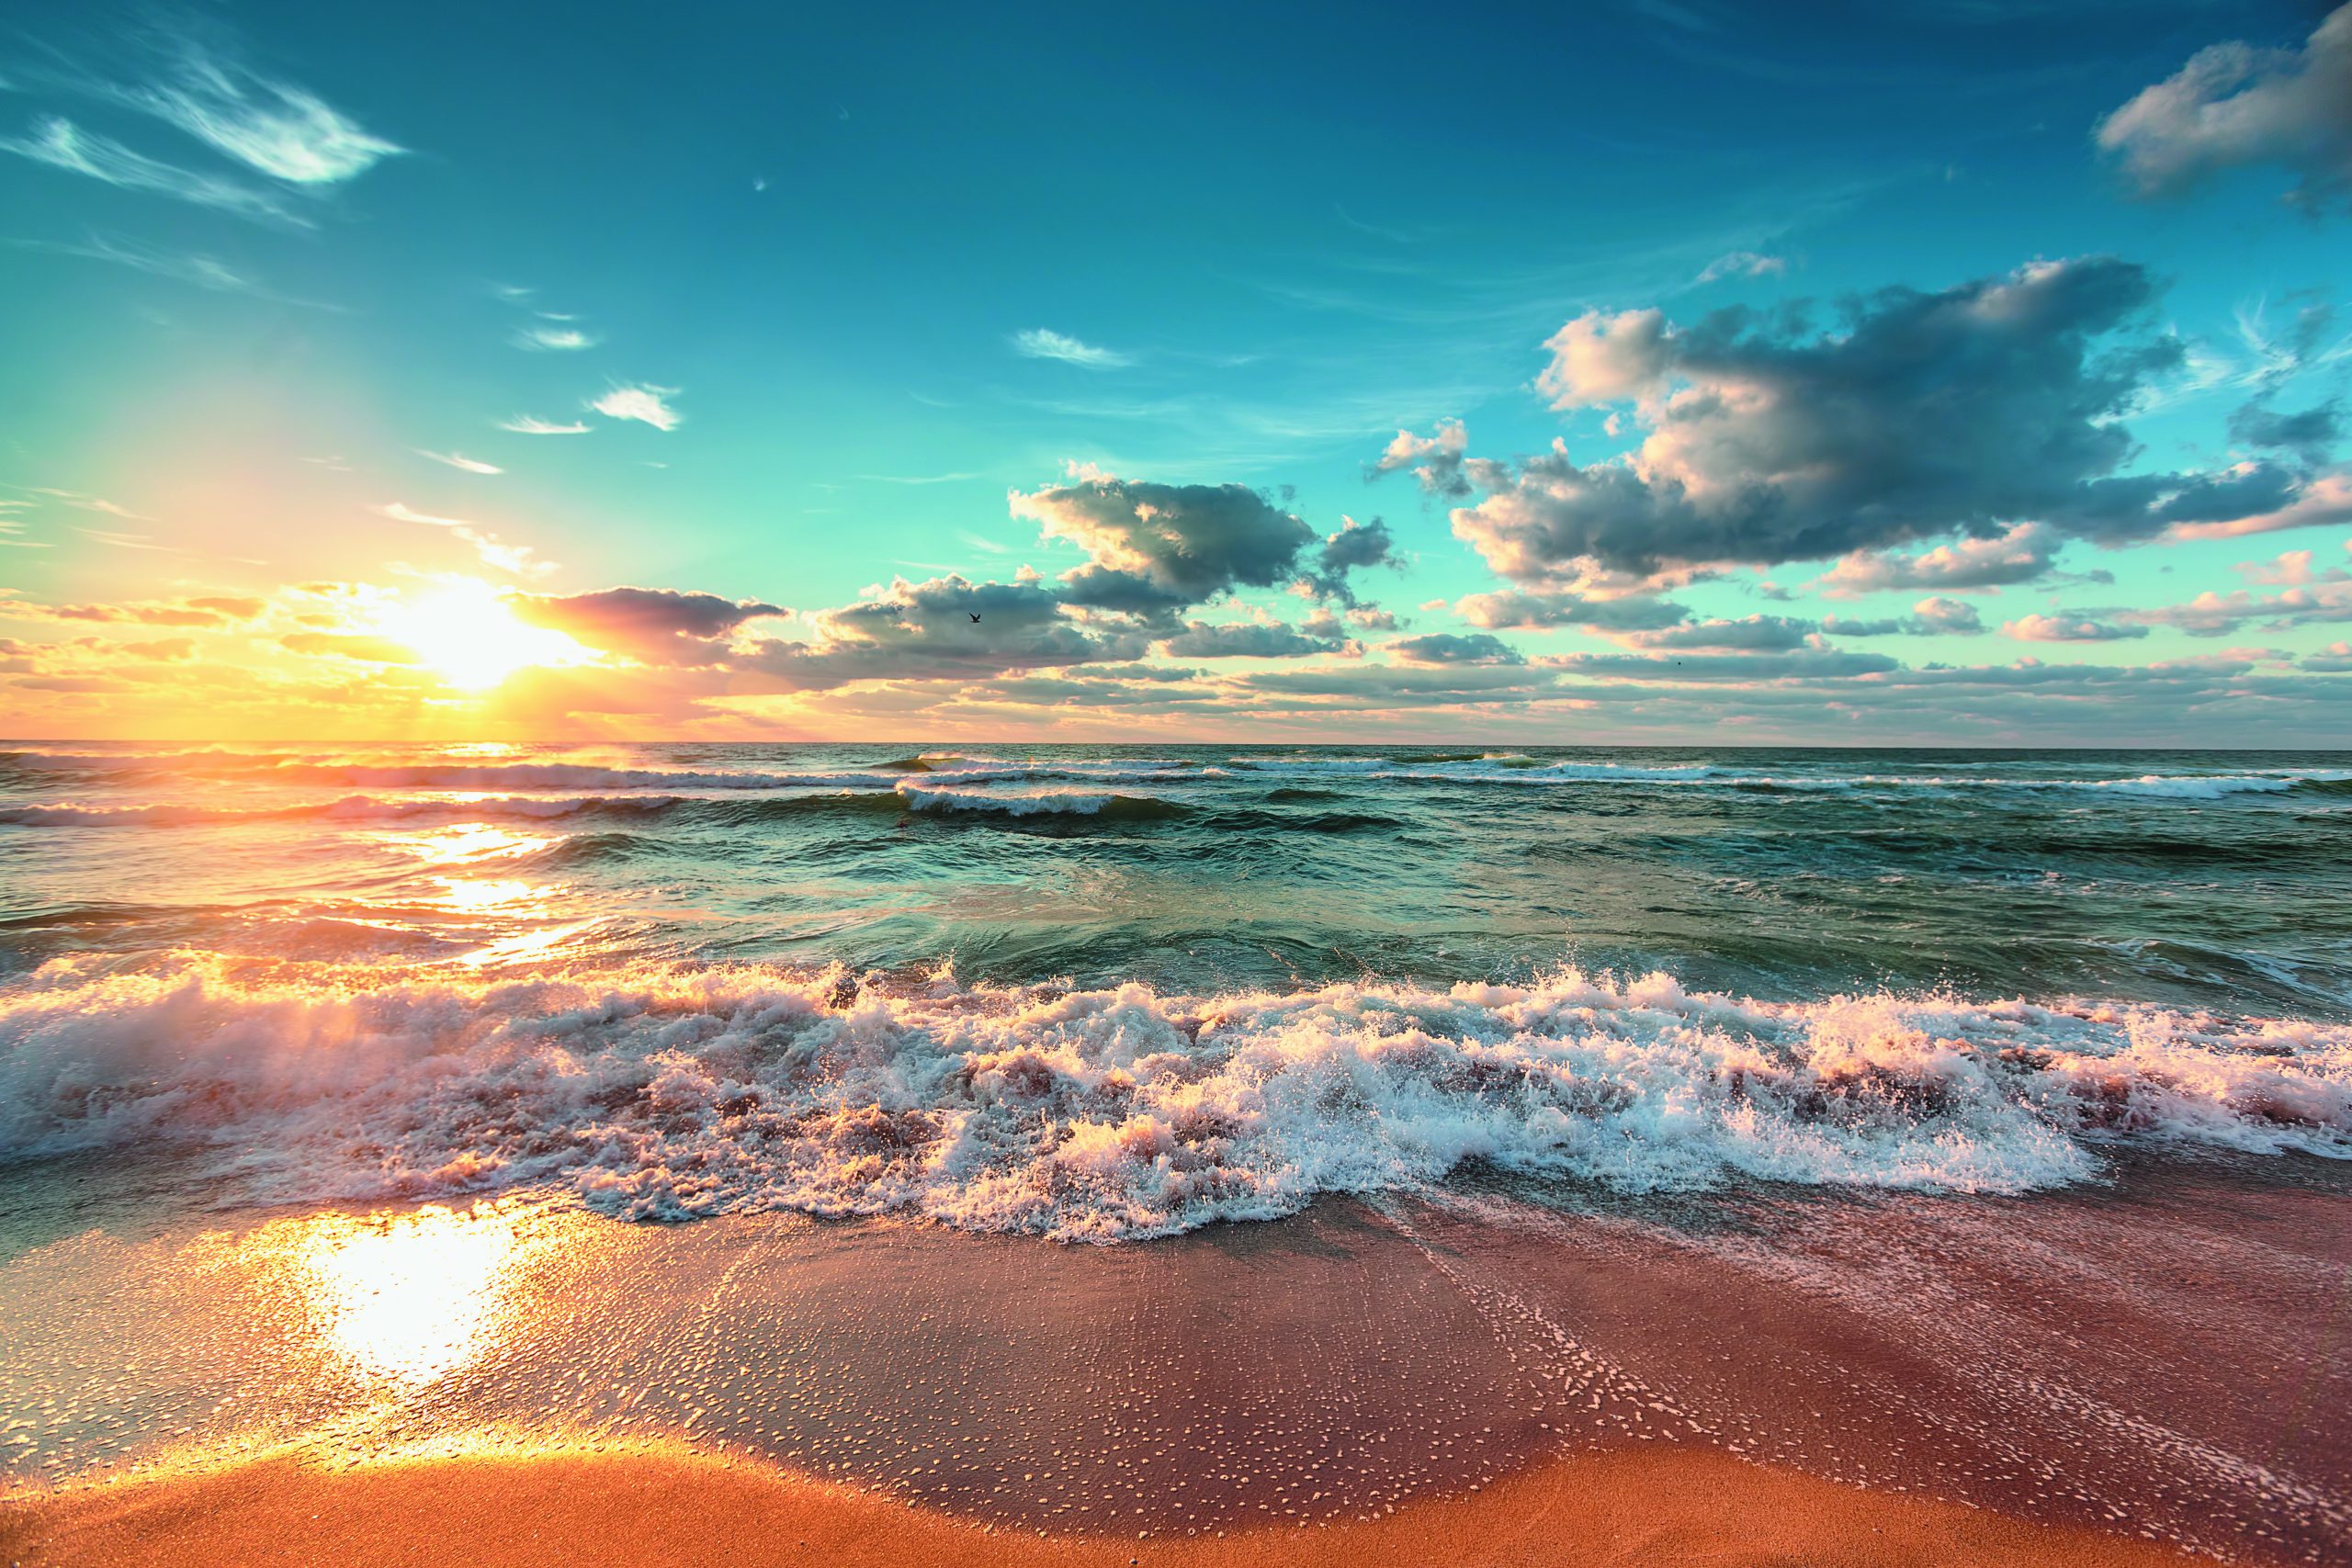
[2,0,2348,742]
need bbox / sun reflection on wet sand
[290,1206,531,1387]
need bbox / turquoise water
[7,741,2352,1008]
[2,741,2348,1236]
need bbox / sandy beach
[4,1151,2346,1566]
[3,1443,2208,1568]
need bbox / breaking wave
[3,955,2344,1242]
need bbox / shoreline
[0,1441,2212,1568]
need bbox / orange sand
[1,1444,2202,1568]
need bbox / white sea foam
[894,784,1164,817]
[3,957,2343,1242]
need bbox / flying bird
[969,613,981,622]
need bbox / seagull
[969,613,981,622]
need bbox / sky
[2,0,2349,745]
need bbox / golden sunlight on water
[288,1206,531,1388]
[435,878,551,914]
[377,823,559,865]
[457,919,605,967]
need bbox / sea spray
[3,953,2345,1241]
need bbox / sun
[384,579,595,690]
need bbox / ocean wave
[3,956,2344,1242]
[893,784,1188,819]
[1363,766,2349,798]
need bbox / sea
[4,740,2348,1242]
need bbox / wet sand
[2,1151,2346,1564]
[1,1443,2199,1568]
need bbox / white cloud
[498,415,593,435]
[1815,523,2064,596]
[371,502,551,576]
[418,451,503,474]
[0,116,297,224]
[13,234,250,293]
[28,488,156,522]
[591,385,683,431]
[2097,5,2352,208]
[374,502,469,529]
[514,324,600,352]
[111,48,402,185]
[1535,308,1674,410]
[1696,250,1787,283]
[2003,612,2149,643]
[1012,328,1133,368]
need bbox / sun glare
[384,580,594,690]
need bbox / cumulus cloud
[0,594,262,627]
[1453,589,1690,632]
[1385,632,1525,666]
[744,574,1152,690]
[1368,418,1470,497]
[1157,620,1348,658]
[2230,399,2341,464]
[1012,329,1132,368]
[2003,612,2151,643]
[2306,639,2352,671]
[2164,470,2352,540]
[1434,259,2251,583]
[280,631,419,664]
[591,386,684,431]
[2235,547,2348,588]
[1818,596,1988,637]
[1628,615,1818,652]
[1542,647,1901,682]
[1302,516,1397,605]
[1815,523,2064,596]
[1012,474,1317,611]
[509,587,784,665]
[2097,5,2352,209]
[2122,580,2352,637]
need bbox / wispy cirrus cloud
[1012,328,1133,368]
[591,385,684,431]
[97,44,403,186]
[514,323,600,352]
[417,451,503,474]
[372,502,552,576]
[497,415,593,435]
[21,487,155,523]
[0,116,299,224]
[1695,249,1786,283]
[9,233,337,309]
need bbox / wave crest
[3,957,2344,1242]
